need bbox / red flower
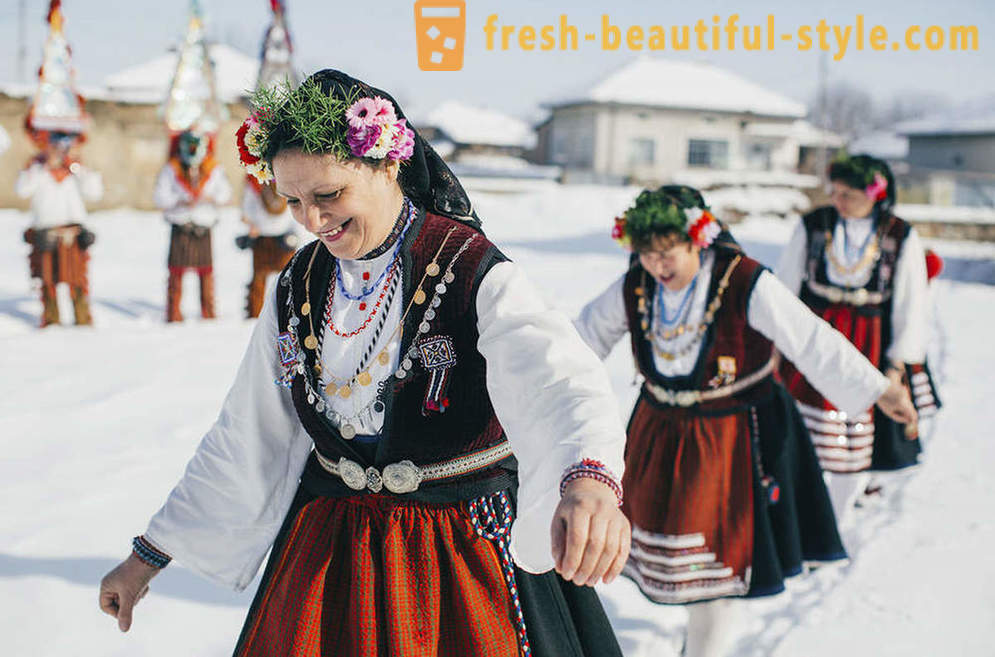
[236,120,260,165]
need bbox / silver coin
[341,424,357,440]
[431,297,442,308]
[316,400,325,412]
[425,310,436,320]
[307,393,315,404]
[402,358,412,370]
[396,369,407,379]
[443,272,455,284]
[435,283,446,294]
[289,316,300,327]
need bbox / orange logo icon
[414,0,466,71]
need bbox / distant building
[896,115,995,207]
[416,100,560,190]
[536,56,840,188]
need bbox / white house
[536,56,837,188]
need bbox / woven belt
[805,280,888,306]
[644,358,776,407]
[313,441,514,494]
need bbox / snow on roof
[103,44,257,104]
[422,100,537,149]
[553,57,806,118]
[896,114,995,136]
[848,131,909,160]
[745,119,844,147]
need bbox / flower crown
[236,79,416,183]
[612,201,720,251]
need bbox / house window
[629,138,655,166]
[688,139,729,168]
[746,142,772,170]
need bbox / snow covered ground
[1,186,992,656]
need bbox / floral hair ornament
[685,207,721,248]
[236,78,416,184]
[865,171,888,201]
[611,215,631,251]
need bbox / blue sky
[1,0,991,119]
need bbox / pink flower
[347,124,383,158]
[388,119,415,161]
[346,96,396,129]
[865,172,888,201]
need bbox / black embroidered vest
[799,206,911,318]
[622,249,773,412]
[274,209,514,497]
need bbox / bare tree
[809,81,875,141]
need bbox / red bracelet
[559,459,623,507]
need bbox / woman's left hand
[550,478,630,587]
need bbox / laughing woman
[98,70,629,657]
[574,186,916,657]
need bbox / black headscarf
[272,69,481,231]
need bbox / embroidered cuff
[132,535,172,569]
[559,459,623,507]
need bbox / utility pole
[18,0,28,83]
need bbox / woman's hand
[551,477,630,587]
[99,554,160,632]
[876,378,918,436]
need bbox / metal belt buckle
[852,288,870,305]
[675,390,701,407]
[382,460,423,494]
[337,457,423,494]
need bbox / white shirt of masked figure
[154,164,233,228]
[241,186,296,237]
[15,162,104,229]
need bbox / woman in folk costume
[776,154,930,523]
[238,176,300,318]
[16,0,103,327]
[154,128,233,322]
[574,186,916,657]
[237,0,300,318]
[99,70,631,657]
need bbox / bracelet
[132,535,172,569]
[559,459,623,507]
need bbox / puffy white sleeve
[775,218,809,296]
[153,166,188,214]
[143,281,314,590]
[887,228,929,364]
[205,166,233,206]
[75,166,104,203]
[14,164,44,199]
[573,274,629,360]
[748,270,889,417]
[476,261,627,574]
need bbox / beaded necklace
[825,218,883,277]
[293,222,475,439]
[639,255,742,361]
[337,198,414,304]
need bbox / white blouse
[241,187,296,236]
[153,164,233,228]
[144,251,627,590]
[15,163,103,229]
[574,261,889,417]
[776,216,929,364]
